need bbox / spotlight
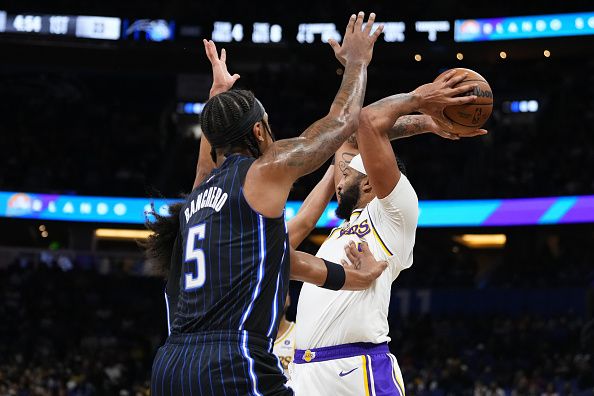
[499,51,507,59]
[414,54,422,62]
[543,49,551,58]
[41,231,49,238]
[39,225,46,232]
[456,52,464,60]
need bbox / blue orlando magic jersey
[169,154,290,339]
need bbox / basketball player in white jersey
[290,70,487,396]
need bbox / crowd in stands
[0,250,592,395]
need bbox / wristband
[321,259,346,290]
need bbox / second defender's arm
[193,40,241,189]
[244,12,383,218]
[287,164,336,249]
[290,242,387,291]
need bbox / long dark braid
[200,89,263,162]
[139,201,183,277]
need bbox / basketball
[435,68,494,135]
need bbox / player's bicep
[357,116,401,199]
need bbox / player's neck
[354,195,374,211]
[276,316,291,338]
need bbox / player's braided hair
[139,201,183,277]
[201,90,263,162]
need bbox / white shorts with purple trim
[289,342,405,396]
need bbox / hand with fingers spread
[341,241,388,287]
[411,70,479,130]
[328,12,384,67]
[203,39,240,97]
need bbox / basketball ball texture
[435,68,493,135]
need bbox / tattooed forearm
[387,115,428,140]
[263,62,368,177]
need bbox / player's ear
[361,177,372,194]
[361,176,372,194]
[253,122,266,142]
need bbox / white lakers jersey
[273,321,296,379]
[295,174,418,349]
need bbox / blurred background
[1,0,594,395]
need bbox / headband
[348,154,367,175]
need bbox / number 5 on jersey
[185,223,206,290]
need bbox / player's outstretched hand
[342,241,387,286]
[412,70,479,130]
[203,39,240,97]
[328,12,384,67]
[418,114,488,140]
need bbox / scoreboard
[0,10,593,44]
[0,11,121,40]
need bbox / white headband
[348,154,367,175]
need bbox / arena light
[456,52,464,60]
[179,102,206,115]
[308,234,328,246]
[453,234,506,248]
[544,49,551,57]
[499,51,507,59]
[95,228,153,240]
[414,54,422,61]
[502,100,539,113]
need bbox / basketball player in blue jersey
[149,12,387,396]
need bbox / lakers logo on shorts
[303,349,316,362]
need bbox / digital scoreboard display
[0,12,121,40]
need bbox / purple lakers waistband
[294,342,389,364]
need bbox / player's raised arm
[244,12,383,218]
[193,40,241,189]
[287,164,335,249]
[357,71,478,198]
[289,242,387,291]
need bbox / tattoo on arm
[346,134,358,149]
[261,63,367,176]
[387,115,427,141]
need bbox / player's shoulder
[385,174,417,200]
[366,174,419,234]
